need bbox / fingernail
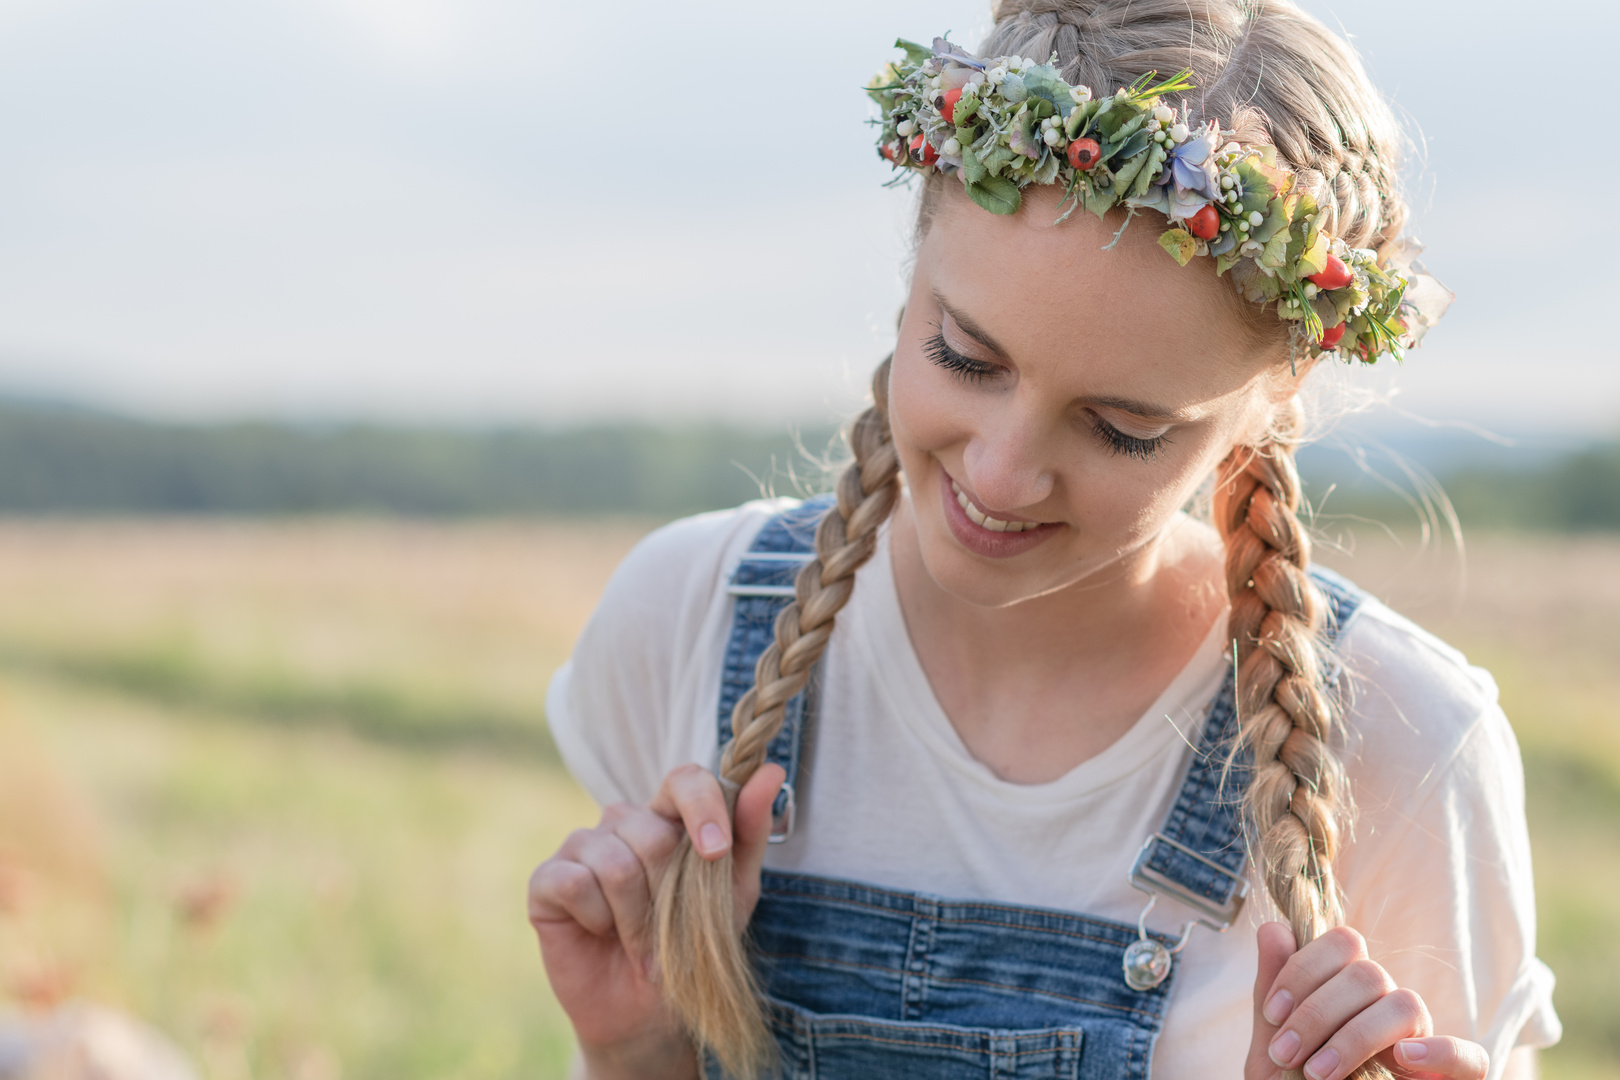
[1263,988,1294,1025]
[1304,1047,1339,1080]
[1268,1029,1299,1067]
[1398,1040,1429,1065]
[698,823,728,855]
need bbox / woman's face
[891,183,1293,609]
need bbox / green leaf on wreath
[960,145,987,185]
[967,175,1021,215]
[894,38,933,64]
[1023,66,1074,115]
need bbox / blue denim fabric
[708,501,1367,1079]
[744,872,1166,1080]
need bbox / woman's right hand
[528,761,787,1079]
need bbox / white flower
[1069,85,1092,103]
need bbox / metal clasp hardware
[1121,832,1251,991]
[726,551,817,598]
[767,783,796,844]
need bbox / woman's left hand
[1246,922,1491,1080]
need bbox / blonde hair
[654,3,1410,1075]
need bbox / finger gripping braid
[1219,422,1393,1080]
[656,359,903,1078]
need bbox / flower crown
[869,38,1452,362]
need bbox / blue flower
[1131,123,1222,223]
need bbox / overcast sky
[0,0,1611,436]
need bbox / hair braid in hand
[653,359,902,1077]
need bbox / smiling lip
[939,468,1060,559]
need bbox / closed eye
[1090,415,1169,459]
[923,331,1000,383]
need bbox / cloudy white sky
[0,0,1612,435]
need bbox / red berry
[1318,322,1346,350]
[910,133,938,166]
[880,142,898,162]
[938,88,963,124]
[1308,253,1353,291]
[1066,137,1102,171]
[1187,204,1219,240]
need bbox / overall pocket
[764,998,1084,1080]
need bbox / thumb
[730,763,787,916]
[1247,921,1298,1078]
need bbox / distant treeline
[0,400,1616,529]
[0,401,838,518]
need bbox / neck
[887,494,1227,782]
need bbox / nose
[960,404,1055,513]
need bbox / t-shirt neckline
[846,524,1232,805]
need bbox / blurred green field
[0,518,1613,1079]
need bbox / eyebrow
[933,290,1185,421]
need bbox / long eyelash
[923,331,998,383]
[1092,418,1169,460]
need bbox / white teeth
[949,479,1037,533]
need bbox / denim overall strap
[1137,563,1368,913]
[718,495,837,820]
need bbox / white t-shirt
[547,499,1561,1080]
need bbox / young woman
[529,2,1559,1078]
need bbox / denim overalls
[713,496,1365,1080]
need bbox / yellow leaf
[1158,228,1197,266]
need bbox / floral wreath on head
[869,38,1452,362]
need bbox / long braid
[1217,401,1390,1080]
[653,359,902,1077]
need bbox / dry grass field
[0,516,1613,1079]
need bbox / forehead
[920,184,1278,410]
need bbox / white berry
[943,137,961,155]
[896,120,915,137]
[1043,129,1062,146]
[1248,210,1264,227]
[1170,123,1189,143]
[1152,105,1173,123]
[1220,175,1234,190]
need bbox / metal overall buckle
[714,779,796,845]
[1123,832,1250,990]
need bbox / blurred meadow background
[0,0,1616,1078]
